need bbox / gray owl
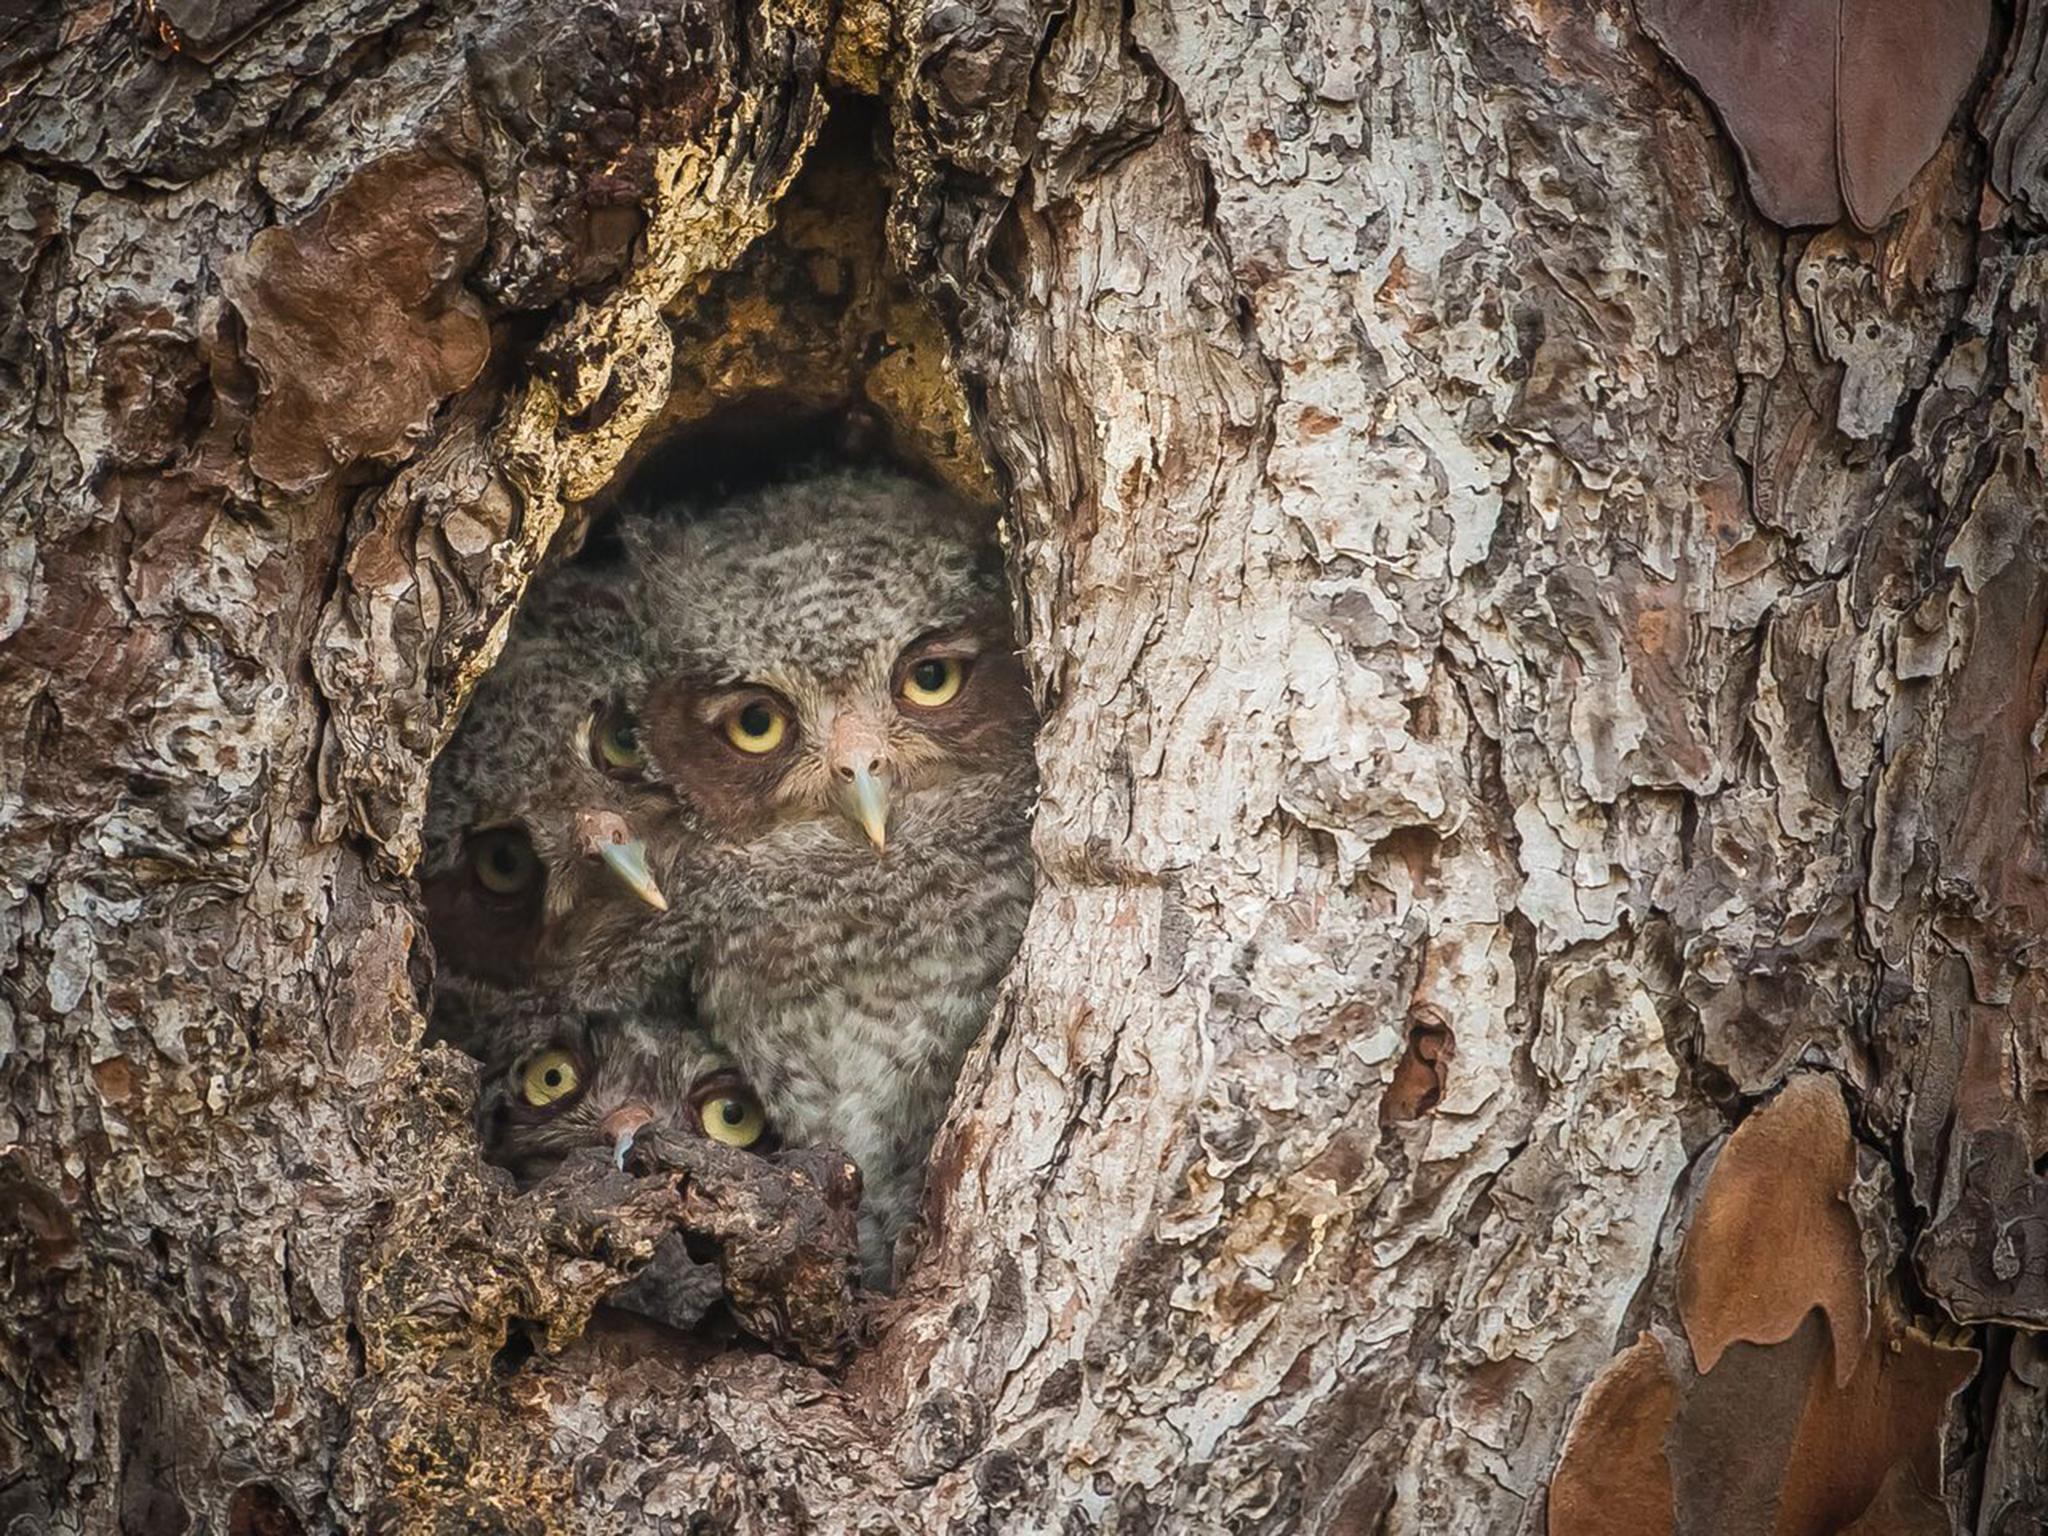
[625,470,1038,1286]
[474,1004,778,1333]
[474,1004,775,1184]
[422,568,671,1048]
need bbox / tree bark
[3,0,2044,1531]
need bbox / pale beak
[840,763,891,853]
[598,839,668,911]
[574,809,668,911]
[601,1104,654,1170]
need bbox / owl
[625,469,1038,1285]
[474,1003,776,1184]
[475,1004,779,1334]
[422,566,672,1048]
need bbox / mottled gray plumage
[627,470,1038,1285]
[422,568,673,1050]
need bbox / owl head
[475,1005,777,1184]
[422,569,671,1004]
[626,471,1037,869]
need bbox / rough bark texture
[4,0,2047,1531]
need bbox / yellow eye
[591,702,647,775]
[470,829,540,896]
[519,1049,582,1107]
[900,656,964,707]
[699,1090,768,1148]
[723,700,788,754]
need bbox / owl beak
[839,763,892,853]
[828,713,893,853]
[601,1104,655,1169]
[598,839,668,912]
[574,809,667,911]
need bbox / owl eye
[723,699,789,754]
[698,1089,768,1148]
[518,1049,583,1107]
[590,701,648,777]
[470,829,540,897]
[900,656,965,708]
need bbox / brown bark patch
[1678,1073,1871,1385]
[1637,0,1988,230]
[1564,1309,1977,1536]
[1546,1332,1678,1536]
[1770,1312,1977,1536]
[224,153,490,494]
[1834,0,1990,231]
[1835,1462,1952,1536]
[1672,1316,1823,1534]
[1605,1070,1982,1533]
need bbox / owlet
[626,470,1038,1285]
[422,567,671,1050]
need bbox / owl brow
[687,1066,753,1100]
[900,627,986,661]
[691,684,792,726]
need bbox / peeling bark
[4,0,2048,1531]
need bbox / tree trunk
[3,0,2044,1531]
